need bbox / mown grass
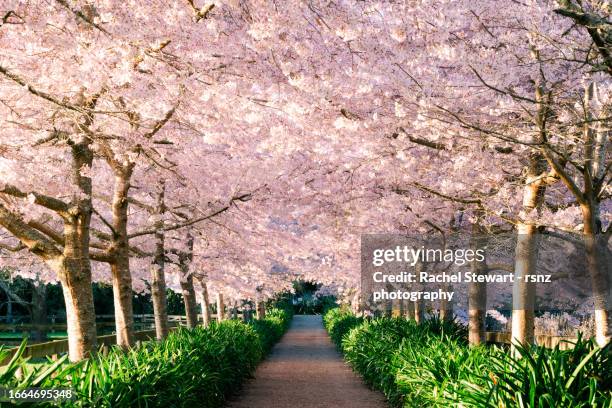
[323,308,611,408]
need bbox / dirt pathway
[227,315,386,408]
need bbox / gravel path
[227,315,386,408]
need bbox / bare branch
[394,182,483,205]
[554,1,612,75]
[399,127,447,150]
[186,1,215,22]
[26,220,64,246]
[143,105,177,139]
[0,241,25,252]
[0,65,84,113]
[128,193,251,239]
[54,0,111,35]
[541,147,586,204]
[0,184,69,214]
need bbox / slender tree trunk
[217,292,225,322]
[414,300,423,323]
[469,227,488,346]
[198,279,212,326]
[180,274,198,328]
[257,299,265,319]
[511,223,538,350]
[512,140,546,353]
[178,232,197,328]
[511,82,549,354]
[351,291,361,315]
[439,283,453,322]
[413,262,424,323]
[581,84,610,347]
[150,181,168,339]
[150,236,168,338]
[109,169,135,348]
[405,300,415,320]
[384,283,394,317]
[582,202,611,346]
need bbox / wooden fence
[0,313,237,364]
[0,329,167,364]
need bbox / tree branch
[143,105,177,139]
[554,1,612,75]
[541,147,586,204]
[0,184,69,215]
[128,193,251,239]
[0,203,62,260]
[54,0,111,35]
[394,182,483,205]
[0,65,85,113]
[399,127,447,150]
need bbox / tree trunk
[391,298,401,317]
[439,283,453,322]
[217,292,225,322]
[414,299,423,324]
[581,84,610,347]
[257,300,265,320]
[150,181,168,340]
[469,228,487,346]
[59,260,97,362]
[351,291,361,315]
[413,262,424,323]
[404,300,415,320]
[511,82,548,354]
[511,223,538,351]
[109,170,135,348]
[581,202,611,346]
[0,136,98,362]
[199,279,212,326]
[61,138,98,361]
[180,274,198,328]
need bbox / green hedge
[323,308,611,407]
[0,308,292,407]
[322,307,363,351]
